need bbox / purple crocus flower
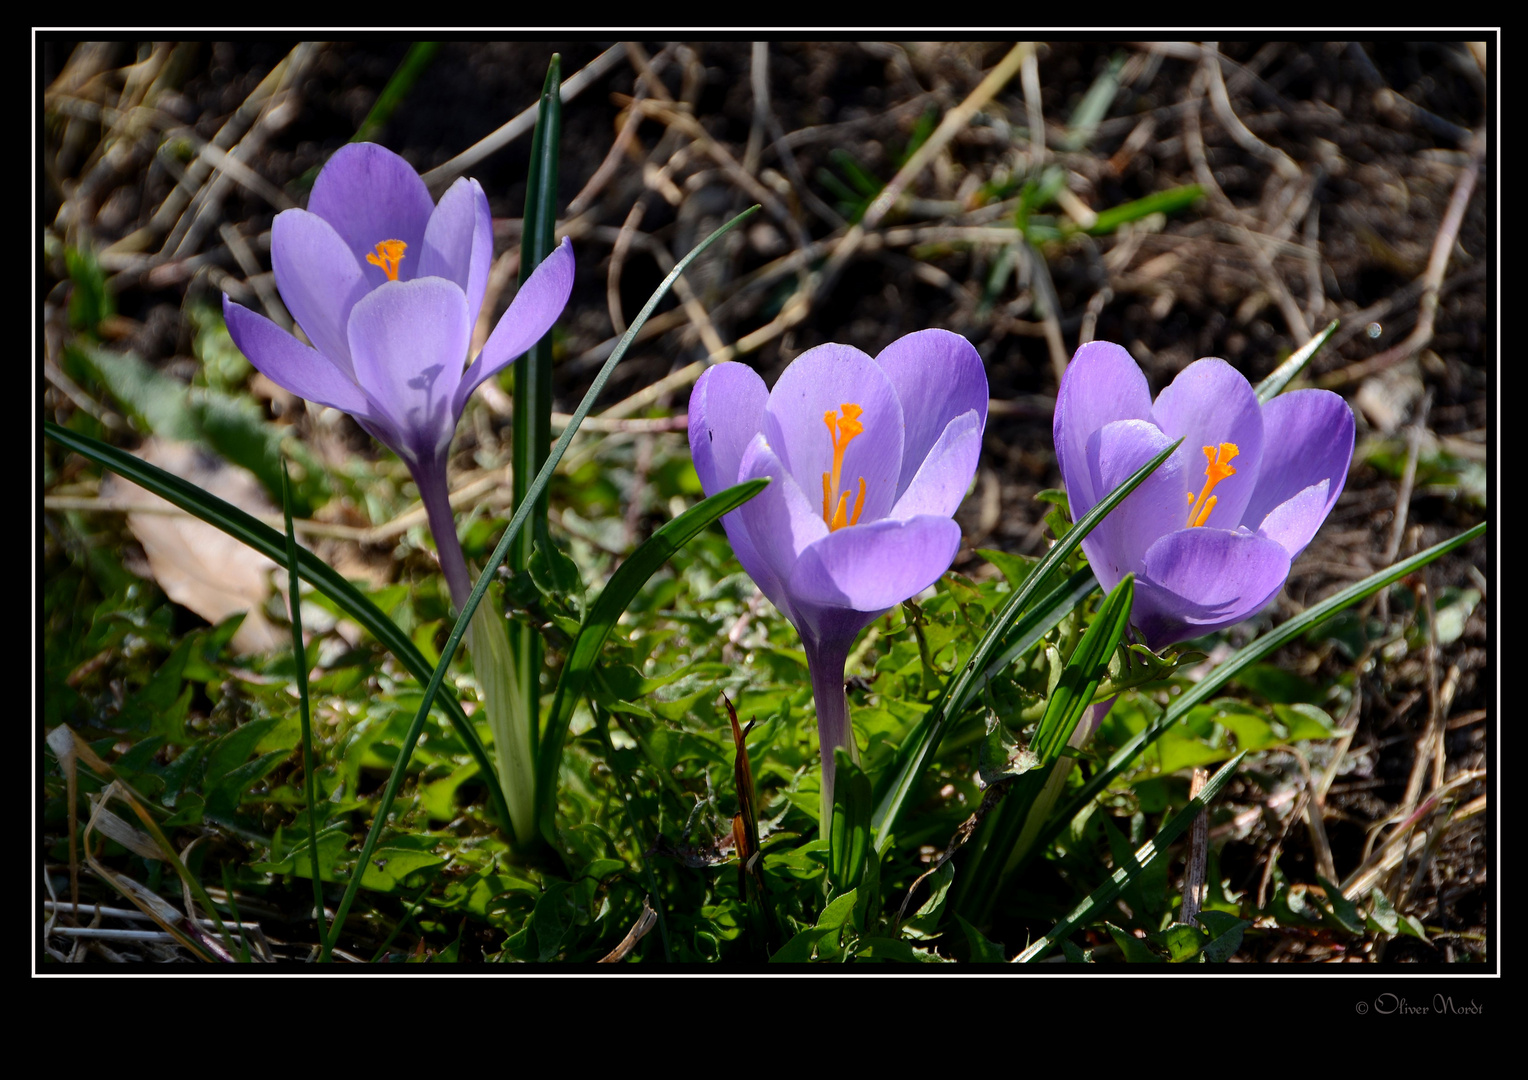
[221,142,574,611]
[689,329,988,807]
[221,143,573,839]
[1054,341,1354,651]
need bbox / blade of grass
[1080,183,1204,237]
[1013,752,1247,962]
[1061,53,1124,151]
[871,437,1182,852]
[978,566,1098,684]
[43,421,513,835]
[954,575,1135,919]
[322,205,762,951]
[280,460,327,948]
[1255,318,1339,403]
[1032,575,1134,766]
[509,54,564,803]
[1038,521,1487,857]
[535,477,768,841]
[353,42,440,145]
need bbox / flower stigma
[1185,442,1239,527]
[366,239,408,281]
[821,403,867,531]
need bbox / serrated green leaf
[955,914,1006,962]
[1154,922,1208,962]
[1106,922,1162,963]
[1197,910,1251,962]
[1273,702,1339,741]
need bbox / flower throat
[1186,442,1239,527]
[822,403,866,531]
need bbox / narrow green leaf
[828,749,872,896]
[1082,184,1204,237]
[508,54,565,825]
[871,438,1182,851]
[1031,575,1133,765]
[979,566,1098,685]
[534,477,768,839]
[953,576,1134,917]
[1014,752,1247,962]
[281,461,328,957]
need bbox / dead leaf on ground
[100,438,282,654]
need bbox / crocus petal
[456,237,575,414]
[419,177,494,328]
[874,328,988,499]
[689,362,769,496]
[889,409,981,520]
[306,143,436,289]
[1239,388,1354,558]
[1054,341,1154,512]
[763,343,904,525]
[1150,357,1264,531]
[789,515,961,615]
[736,434,829,614]
[1081,419,1188,593]
[270,209,370,377]
[1132,526,1292,649]
[1254,480,1331,556]
[223,296,373,418]
[347,278,471,464]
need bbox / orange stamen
[821,403,867,531]
[1186,442,1239,528]
[366,239,408,280]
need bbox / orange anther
[366,239,408,280]
[821,404,867,531]
[1186,442,1239,528]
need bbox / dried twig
[1318,146,1482,389]
[420,45,627,188]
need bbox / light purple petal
[1081,419,1187,593]
[456,237,574,414]
[223,296,372,418]
[1150,358,1264,531]
[788,515,962,637]
[306,143,436,289]
[270,209,370,377]
[688,362,768,496]
[889,409,981,520]
[1054,341,1154,513]
[763,343,903,525]
[1254,480,1331,557]
[347,278,470,464]
[873,329,988,499]
[1132,526,1292,649]
[419,177,493,327]
[1239,388,1354,558]
[736,434,829,621]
